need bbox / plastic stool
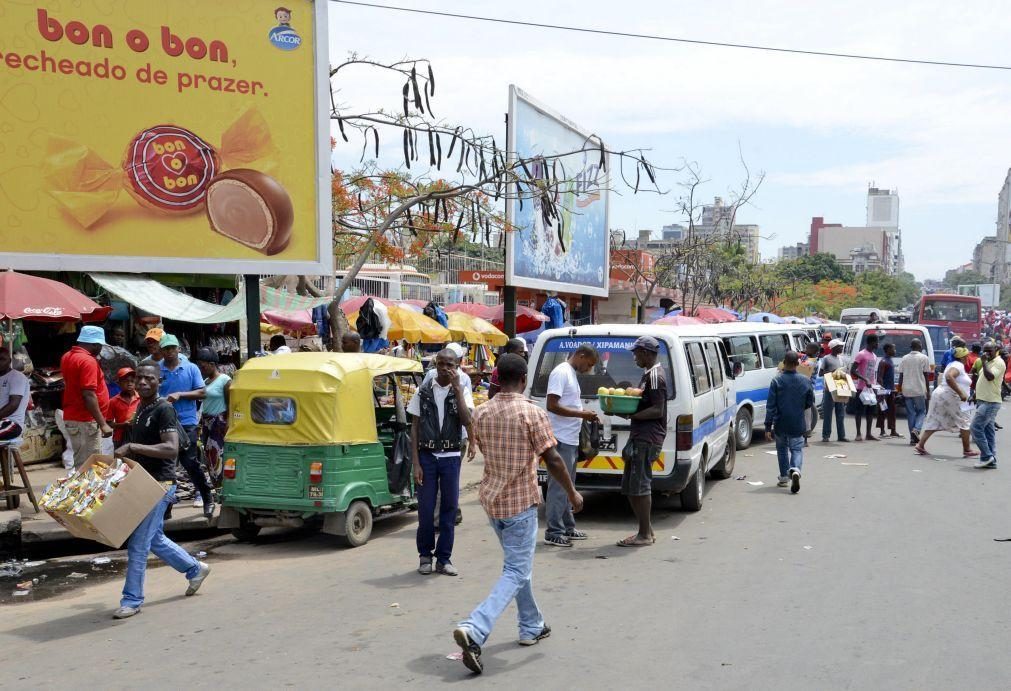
[0,442,39,513]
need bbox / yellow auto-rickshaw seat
[226,352,422,446]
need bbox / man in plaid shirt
[452,354,583,675]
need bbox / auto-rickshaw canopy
[226,352,422,446]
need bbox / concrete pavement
[4,413,1011,689]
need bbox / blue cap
[628,335,660,353]
[77,325,107,345]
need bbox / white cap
[828,339,844,349]
[446,342,466,358]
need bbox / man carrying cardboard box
[112,363,210,620]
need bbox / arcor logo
[268,6,301,51]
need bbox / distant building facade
[778,242,809,261]
[973,235,1001,281]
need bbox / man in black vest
[409,348,473,576]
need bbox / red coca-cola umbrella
[691,306,739,324]
[444,302,549,333]
[443,302,495,319]
[0,270,111,322]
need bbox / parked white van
[526,324,736,511]
[841,324,936,400]
[839,307,888,325]
[710,323,824,449]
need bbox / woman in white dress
[914,347,979,458]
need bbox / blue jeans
[775,434,804,478]
[971,401,1001,463]
[416,450,461,563]
[545,442,578,539]
[121,485,200,608]
[821,396,847,440]
[460,505,544,645]
[904,396,927,437]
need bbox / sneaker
[776,477,789,488]
[518,625,552,646]
[453,627,483,675]
[185,562,210,596]
[113,606,140,619]
[838,438,850,443]
[436,561,459,576]
[418,558,434,575]
[911,431,920,444]
[564,529,588,541]
[974,458,997,469]
[790,469,801,494]
[821,438,831,443]
[203,498,216,519]
[192,496,204,509]
[543,534,572,548]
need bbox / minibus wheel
[680,463,705,511]
[735,409,754,449]
[710,433,736,480]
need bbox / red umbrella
[0,271,110,322]
[691,306,739,324]
[445,302,549,333]
[339,295,394,315]
[262,309,315,336]
[653,315,704,326]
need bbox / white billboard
[505,86,610,297]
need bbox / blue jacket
[764,370,815,437]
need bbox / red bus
[916,293,982,357]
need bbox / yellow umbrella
[349,304,450,344]
[447,312,509,347]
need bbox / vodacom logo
[23,306,64,317]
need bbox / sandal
[616,535,653,547]
[964,450,981,458]
[913,446,927,456]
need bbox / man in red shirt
[61,326,113,469]
[107,367,139,445]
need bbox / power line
[330,0,1011,72]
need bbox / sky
[325,0,1011,281]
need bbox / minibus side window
[686,342,711,396]
[759,334,790,368]
[704,341,724,387]
[723,336,760,372]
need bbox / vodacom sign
[22,306,65,317]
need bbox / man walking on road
[61,326,113,469]
[765,351,815,494]
[971,341,1005,469]
[898,338,932,445]
[453,354,583,675]
[818,339,848,442]
[544,344,599,547]
[875,343,901,438]
[615,336,667,547]
[158,334,214,517]
[112,363,209,619]
[409,349,473,576]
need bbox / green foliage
[776,253,854,284]
[943,269,990,290]
[854,271,921,311]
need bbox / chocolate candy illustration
[123,125,221,213]
[205,169,293,255]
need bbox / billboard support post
[581,295,593,324]
[244,275,261,360]
[503,110,517,337]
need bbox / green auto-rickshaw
[217,352,421,547]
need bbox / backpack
[154,400,191,452]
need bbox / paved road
[5,410,1011,689]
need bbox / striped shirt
[630,363,667,445]
[472,392,556,519]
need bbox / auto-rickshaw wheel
[338,500,373,548]
[231,520,262,542]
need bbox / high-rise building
[866,187,903,273]
[809,223,895,274]
[997,169,1011,282]
[697,197,760,263]
[973,236,1001,280]
[778,242,809,261]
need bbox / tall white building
[997,169,1011,282]
[866,187,903,273]
[698,197,760,263]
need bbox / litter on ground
[841,462,869,466]
[746,481,765,486]
[824,454,847,459]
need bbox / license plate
[599,434,618,452]
[308,485,323,499]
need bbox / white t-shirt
[897,350,931,397]
[546,361,583,446]
[0,369,31,427]
[939,361,971,393]
[408,375,475,453]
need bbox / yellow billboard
[0,1,331,274]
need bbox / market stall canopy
[746,312,786,324]
[690,306,739,324]
[653,315,704,326]
[444,302,549,333]
[348,303,450,344]
[0,270,111,322]
[90,273,331,324]
[447,312,509,347]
